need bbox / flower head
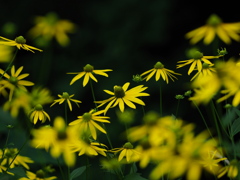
[0,148,34,170]
[0,65,34,101]
[31,116,76,166]
[0,36,42,53]
[95,82,150,114]
[217,159,238,179]
[141,61,181,83]
[28,12,76,47]
[50,92,81,111]
[68,64,112,87]
[19,170,57,180]
[185,14,240,45]
[109,142,140,163]
[190,62,216,81]
[29,104,51,124]
[69,109,110,140]
[177,51,220,75]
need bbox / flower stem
[64,101,68,125]
[0,48,18,80]
[159,82,162,116]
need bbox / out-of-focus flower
[19,169,57,180]
[185,14,240,45]
[29,104,51,124]
[0,45,14,63]
[28,12,77,47]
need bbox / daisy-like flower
[141,61,181,83]
[177,51,220,75]
[95,82,150,114]
[69,109,110,140]
[217,159,238,179]
[50,92,81,111]
[0,148,34,170]
[71,137,108,157]
[0,36,42,53]
[19,170,57,180]
[185,14,240,45]
[31,116,76,167]
[0,65,34,101]
[190,63,216,81]
[109,142,140,163]
[67,64,112,87]
[28,12,76,47]
[29,104,51,124]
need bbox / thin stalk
[159,82,162,116]
[57,158,66,180]
[175,99,180,118]
[64,101,70,180]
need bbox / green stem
[175,99,180,118]
[64,101,68,125]
[159,82,162,116]
[57,158,66,180]
[0,48,18,80]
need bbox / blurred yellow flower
[69,109,110,140]
[29,104,51,124]
[217,160,238,179]
[0,45,14,63]
[28,12,76,47]
[19,170,57,180]
[177,51,220,75]
[0,148,34,170]
[141,61,181,83]
[186,14,240,45]
[50,92,81,111]
[0,36,42,53]
[68,64,112,87]
[0,65,34,101]
[95,82,149,114]
[190,63,216,81]
[31,116,76,166]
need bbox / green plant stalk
[57,158,66,180]
[64,101,70,180]
[0,48,18,80]
[159,82,162,116]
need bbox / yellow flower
[177,51,220,75]
[31,116,76,166]
[0,148,34,170]
[68,64,112,87]
[186,14,240,45]
[141,61,181,83]
[19,170,57,180]
[0,65,34,101]
[71,138,108,157]
[0,36,42,53]
[217,159,238,179]
[95,82,150,114]
[0,45,14,63]
[29,104,51,124]
[69,109,110,140]
[190,63,216,81]
[109,142,140,163]
[28,12,76,47]
[50,92,81,111]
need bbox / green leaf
[129,163,137,174]
[8,166,26,177]
[70,166,86,180]
[230,117,240,137]
[124,173,148,180]
[222,108,237,127]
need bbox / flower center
[57,130,68,140]
[193,51,203,60]
[114,86,125,98]
[9,76,18,85]
[154,62,164,69]
[202,63,210,69]
[46,12,59,25]
[123,142,133,149]
[82,112,92,122]
[84,64,94,72]
[15,36,26,44]
[62,92,69,99]
[35,104,43,111]
[5,148,17,158]
[207,14,222,26]
[36,170,45,178]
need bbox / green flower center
[35,104,43,111]
[5,149,17,158]
[193,51,203,60]
[57,130,67,140]
[140,138,151,150]
[202,63,210,69]
[46,12,59,25]
[207,14,222,26]
[143,111,159,125]
[9,76,18,85]
[84,64,94,72]
[114,86,125,98]
[62,92,69,99]
[154,62,164,69]
[36,170,45,178]
[123,142,133,149]
[82,112,92,122]
[15,36,26,44]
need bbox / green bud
[224,104,232,109]
[36,169,45,178]
[132,74,143,83]
[15,36,26,44]
[217,48,228,56]
[184,90,192,97]
[175,95,184,100]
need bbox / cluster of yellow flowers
[0,13,240,180]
